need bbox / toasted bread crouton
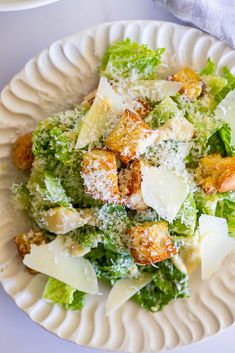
[119,160,147,210]
[12,132,34,170]
[135,99,151,119]
[14,229,46,274]
[82,149,121,203]
[196,153,235,193]
[105,109,153,163]
[127,221,177,265]
[173,68,202,100]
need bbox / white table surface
[0,0,234,352]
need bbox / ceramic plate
[0,0,59,11]
[0,21,235,353]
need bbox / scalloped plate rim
[0,0,60,11]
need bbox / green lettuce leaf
[32,109,85,162]
[216,199,235,237]
[133,260,189,312]
[30,109,100,209]
[202,75,228,95]
[68,226,103,249]
[101,38,165,80]
[43,172,71,206]
[175,94,223,161]
[43,277,85,311]
[195,190,219,216]
[217,67,235,101]
[200,58,216,75]
[171,194,197,236]
[145,96,181,129]
[218,124,235,156]
[86,245,135,284]
[207,124,235,157]
[97,204,130,253]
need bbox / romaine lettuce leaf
[200,58,216,75]
[202,75,228,95]
[217,67,235,102]
[133,260,189,311]
[97,204,130,253]
[43,277,85,311]
[145,96,181,129]
[30,109,101,209]
[68,226,103,249]
[86,245,135,284]
[101,38,165,80]
[216,199,235,237]
[218,123,235,156]
[175,94,223,161]
[171,194,197,237]
[195,190,219,216]
[33,109,85,163]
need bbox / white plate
[0,21,235,353]
[0,0,59,11]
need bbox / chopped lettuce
[202,75,228,96]
[207,123,235,157]
[32,109,84,162]
[86,245,135,284]
[171,194,197,237]
[129,208,160,224]
[97,204,130,253]
[43,172,71,206]
[68,226,103,249]
[43,277,85,311]
[217,67,235,102]
[219,124,235,156]
[200,58,216,75]
[195,190,219,216]
[101,38,165,80]
[145,96,181,129]
[32,111,99,208]
[133,260,189,311]
[216,199,235,237]
[195,191,235,220]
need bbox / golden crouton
[135,99,151,119]
[173,68,202,100]
[105,109,152,163]
[12,132,34,170]
[127,221,177,265]
[14,229,46,274]
[196,153,235,193]
[82,149,121,203]
[119,160,147,210]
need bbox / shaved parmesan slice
[214,89,235,145]
[105,273,152,316]
[23,236,98,294]
[171,255,187,274]
[156,116,195,142]
[40,207,97,234]
[141,164,188,222]
[130,80,182,102]
[199,215,235,280]
[76,76,123,148]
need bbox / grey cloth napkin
[152,0,235,48]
